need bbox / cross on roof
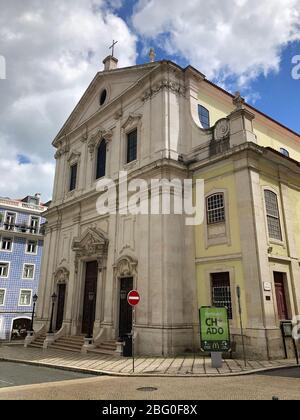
[109,40,118,58]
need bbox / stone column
[93,257,106,335]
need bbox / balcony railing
[0,197,47,212]
[0,222,45,236]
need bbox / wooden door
[82,261,98,335]
[274,272,289,320]
[56,283,66,331]
[119,277,133,338]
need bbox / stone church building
[30,51,300,359]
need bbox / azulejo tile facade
[0,195,47,341]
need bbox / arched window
[96,140,107,179]
[198,105,210,129]
[264,190,282,241]
[280,148,289,158]
[207,193,225,224]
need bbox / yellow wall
[259,173,289,258]
[196,261,248,328]
[198,87,300,162]
[195,162,241,258]
[195,85,300,333]
[194,161,248,327]
[290,187,300,257]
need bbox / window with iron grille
[207,193,225,224]
[127,129,137,163]
[211,272,232,319]
[69,163,78,192]
[198,105,210,129]
[264,190,282,241]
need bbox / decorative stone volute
[214,118,230,141]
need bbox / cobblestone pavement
[0,373,299,400]
[0,345,297,377]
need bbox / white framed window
[264,190,282,241]
[19,289,32,306]
[207,193,225,224]
[29,216,40,234]
[22,264,35,280]
[0,237,13,252]
[4,211,17,231]
[0,289,6,306]
[26,240,38,254]
[0,262,10,278]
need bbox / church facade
[32,53,300,358]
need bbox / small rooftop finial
[233,91,245,110]
[149,48,156,63]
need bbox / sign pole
[127,290,140,374]
[132,306,135,373]
[237,286,247,368]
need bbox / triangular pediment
[72,227,108,257]
[53,62,160,146]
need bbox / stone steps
[49,336,84,353]
[89,340,118,356]
[28,335,47,349]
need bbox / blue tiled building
[0,194,47,341]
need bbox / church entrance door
[82,261,98,335]
[56,283,66,331]
[118,277,133,339]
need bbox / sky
[0,0,299,201]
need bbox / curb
[0,356,298,378]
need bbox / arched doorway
[11,318,31,340]
[54,267,69,332]
[114,256,138,340]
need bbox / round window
[100,89,107,106]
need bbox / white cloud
[133,0,300,85]
[0,0,136,201]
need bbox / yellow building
[192,81,300,359]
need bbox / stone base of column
[43,333,55,349]
[81,338,96,354]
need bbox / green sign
[200,307,230,352]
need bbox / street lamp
[86,291,95,342]
[29,294,38,334]
[48,292,57,334]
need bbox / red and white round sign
[127,290,140,307]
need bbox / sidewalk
[0,345,297,377]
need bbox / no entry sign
[127,290,140,307]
